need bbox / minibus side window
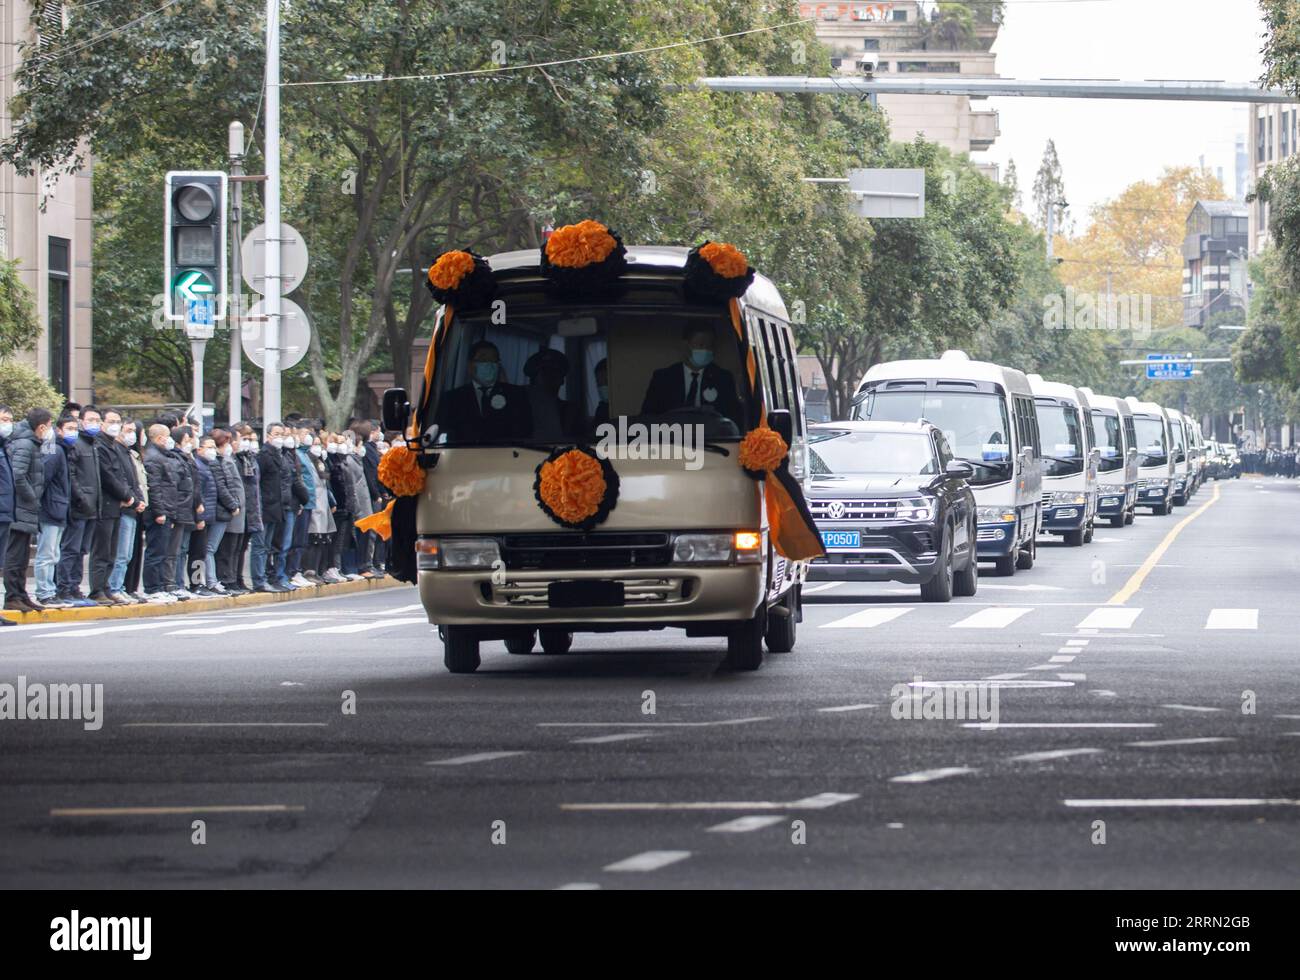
[747,315,775,414]
[775,322,805,436]
[759,318,787,413]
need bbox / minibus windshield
[853,389,1011,485]
[809,430,937,477]
[1133,415,1168,467]
[425,304,754,448]
[1090,410,1125,472]
[1035,398,1084,477]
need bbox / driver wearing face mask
[640,323,741,422]
[435,339,533,443]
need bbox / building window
[892,9,907,21]
[1189,259,1202,296]
[48,237,71,399]
[1283,111,1291,158]
[863,38,880,51]
[1268,115,1274,161]
[1258,115,1267,163]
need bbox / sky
[977,0,1270,230]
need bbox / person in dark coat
[433,340,533,443]
[196,434,238,594]
[258,423,292,592]
[212,429,247,593]
[108,419,148,601]
[172,426,205,593]
[57,406,104,601]
[326,435,357,578]
[88,408,137,604]
[231,426,262,592]
[639,324,742,422]
[142,424,185,598]
[34,416,73,605]
[3,409,52,613]
[0,406,14,609]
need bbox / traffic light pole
[228,121,245,428]
[262,0,282,435]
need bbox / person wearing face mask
[340,435,373,580]
[299,430,335,585]
[142,423,183,602]
[288,429,318,586]
[2,408,51,618]
[229,425,262,593]
[169,425,203,598]
[434,340,533,445]
[323,435,356,583]
[55,407,104,605]
[111,420,150,603]
[0,406,14,614]
[257,424,292,592]
[87,408,137,605]
[32,416,75,608]
[278,429,309,588]
[211,429,246,595]
[639,324,741,422]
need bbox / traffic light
[164,171,227,321]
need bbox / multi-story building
[0,2,94,404]
[801,1,1001,180]
[1248,101,1299,256]
[1181,200,1248,329]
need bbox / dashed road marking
[428,751,527,766]
[1008,748,1102,763]
[951,607,1033,630]
[1204,608,1258,630]
[571,732,658,744]
[604,850,692,872]
[1128,737,1235,747]
[890,767,976,783]
[1065,798,1300,809]
[820,607,913,629]
[966,722,1157,730]
[168,618,311,636]
[299,617,427,635]
[817,703,877,713]
[1160,704,1224,713]
[707,815,786,833]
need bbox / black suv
[806,421,978,602]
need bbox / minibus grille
[809,499,899,521]
[500,532,673,571]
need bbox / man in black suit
[640,324,742,422]
[436,340,533,443]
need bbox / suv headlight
[1048,491,1087,506]
[673,531,764,564]
[438,537,502,570]
[976,506,1016,523]
[897,497,935,522]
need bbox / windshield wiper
[1040,454,1081,465]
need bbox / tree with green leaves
[1003,159,1022,212]
[1032,139,1069,235]
[0,257,40,362]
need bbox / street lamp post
[262,0,282,436]
[228,120,245,427]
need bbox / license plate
[820,530,861,549]
[548,580,625,609]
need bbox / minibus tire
[993,552,1016,576]
[725,608,766,671]
[1124,508,1135,525]
[505,630,536,655]
[1015,536,1036,570]
[539,629,574,655]
[1084,523,1094,544]
[443,628,481,674]
[1109,514,1124,528]
[765,593,797,653]
[1064,528,1084,547]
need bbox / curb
[1,576,406,625]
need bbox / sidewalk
[1,576,406,625]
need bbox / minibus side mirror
[767,409,794,447]
[382,388,410,434]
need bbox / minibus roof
[1027,374,1091,410]
[860,350,1031,396]
[1077,389,1131,416]
[1124,396,1169,418]
[484,246,790,321]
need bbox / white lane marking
[1027,664,1059,671]
[603,850,692,872]
[1277,714,1300,720]
[51,804,304,817]
[571,732,658,744]
[555,882,601,890]
[707,815,786,833]
[121,722,327,728]
[801,582,842,595]
[562,793,858,813]
[1064,798,1300,809]
[820,607,913,629]
[914,679,1072,689]
[369,603,426,615]
[1008,748,1102,762]
[299,617,427,635]
[965,722,1158,730]
[168,618,310,636]
[428,751,527,766]
[817,703,877,713]
[1091,690,1117,697]
[1205,608,1258,630]
[973,584,1064,592]
[1050,655,1076,663]
[279,681,303,687]
[1056,672,1087,681]
[889,767,976,784]
[951,607,1033,629]
[1128,737,1235,748]
[37,619,220,638]
[1078,628,1099,635]
[1161,704,1224,713]
[1077,607,1143,630]
[539,717,770,728]
[886,822,905,829]
[1066,639,1089,647]
[984,672,1028,680]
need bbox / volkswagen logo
[827,500,846,520]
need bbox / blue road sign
[185,298,215,339]
[1146,354,1193,380]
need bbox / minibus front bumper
[1095,485,1130,517]
[975,520,1018,558]
[1042,506,1087,532]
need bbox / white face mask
[221,444,233,457]
[165,437,176,451]
[181,443,193,455]
[0,421,13,438]
[285,437,298,450]
[247,442,259,453]
[302,434,314,446]
[271,437,285,450]
[41,427,55,443]
[309,444,323,457]
[202,448,218,462]
[105,422,122,438]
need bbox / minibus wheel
[1109,514,1124,528]
[725,607,766,671]
[1064,527,1084,547]
[1083,523,1094,544]
[539,629,574,655]
[443,627,481,674]
[765,592,797,653]
[993,552,1016,576]
[504,630,536,655]
[1124,508,1135,525]
[1015,536,1036,570]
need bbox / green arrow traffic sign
[174,269,215,300]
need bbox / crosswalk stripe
[950,607,1032,629]
[1077,607,1143,630]
[1205,608,1258,630]
[707,815,786,833]
[820,607,913,629]
[38,619,221,639]
[299,617,427,635]
[167,618,311,636]
[603,850,692,872]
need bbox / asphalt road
[1,475,1297,889]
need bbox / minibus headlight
[1048,491,1087,506]
[672,533,734,563]
[976,506,1016,523]
[1098,484,1124,495]
[438,537,501,570]
[733,530,764,563]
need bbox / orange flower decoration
[545,220,619,269]
[538,449,608,524]
[739,426,788,474]
[428,250,477,291]
[378,446,426,498]
[699,241,749,280]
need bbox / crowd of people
[1239,446,1299,477]
[0,403,402,627]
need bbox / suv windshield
[809,429,938,476]
[1035,397,1084,477]
[1133,415,1168,467]
[853,388,1010,485]
[1090,410,1125,472]
[426,302,752,448]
